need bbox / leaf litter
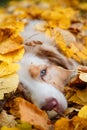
[0,0,87,130]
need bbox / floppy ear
[24,40,78,70]
[35,44,78,70]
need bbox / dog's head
[18,41,78,115]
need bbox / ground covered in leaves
[0,0,87,130]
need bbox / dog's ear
[35,44,78,70]
[24,41,43,53]
[24,40,77,70]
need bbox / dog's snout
[41,98,64,113]
[41,98,58,111]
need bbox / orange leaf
[7,97,52,130]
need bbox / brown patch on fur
[25,41,42,47]
[29,65,40,79]
[35,45,72,69]
[24,41,77,70]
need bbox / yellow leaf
[16,122,32,130]
[54,29,87,63]
[0,21,24,35]
[79,73,87,82]
[1,126,19,130]
[0,62,19,77]
[68,93,87,106]
[78,106,87,118]
[76,88,87,103]
[0,28,14,43]
[55,117,69,130]
[55,116,87,130]
[0,73,19,100]
[0,35,24,54]
[79,3,87,11]
[0,48,24,63]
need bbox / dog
[18,20,78,116]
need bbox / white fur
[18,53,67,111]
[19,19,78,113]
[21,20,54,44]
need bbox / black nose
[41,98,59,111]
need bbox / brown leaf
[6,97,52,130]
[0,110,16,128]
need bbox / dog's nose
[41,98,64,113]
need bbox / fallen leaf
[1,126,19,130]
[0,110,17,128]
[79,73,87,82]
[0,21,24,35]
[68,93,87,105]
[6,97,52,130]
[55,116,87,130]
[79,3,87,10]
[53,28,87,63]
[0,35,24,54]
[78,105,87,118]
[16,121,32,130]
[0,73,19,100]
[0,62,19,77]
[0,28,14,43]
[0,48,24,63]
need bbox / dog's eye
[40,69,46,77]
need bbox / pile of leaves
[0,0,87,130]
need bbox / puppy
[18,20,78,115]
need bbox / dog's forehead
[21,53,49,66]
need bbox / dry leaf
[67,75,87,105]
[0,73,19,99]
[53,28,87,63]
[68,87,87,106]
[0,35,24,54]
[79,73,87,82]
[78,105,87,118]
[1,127,19,130]
[55,116,87,130]
[79,3,87,10]
[0,62,19,77]
[0,28,14,43]
[0,110,17,128]
[41,7,75,29]
[68,93,87,105]
[76,88,87,103]
[0,48,24,63]
[16,122,32,130]
[0,21,24,35]
[7,97,52,130]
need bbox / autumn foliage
[0,0,87,130]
